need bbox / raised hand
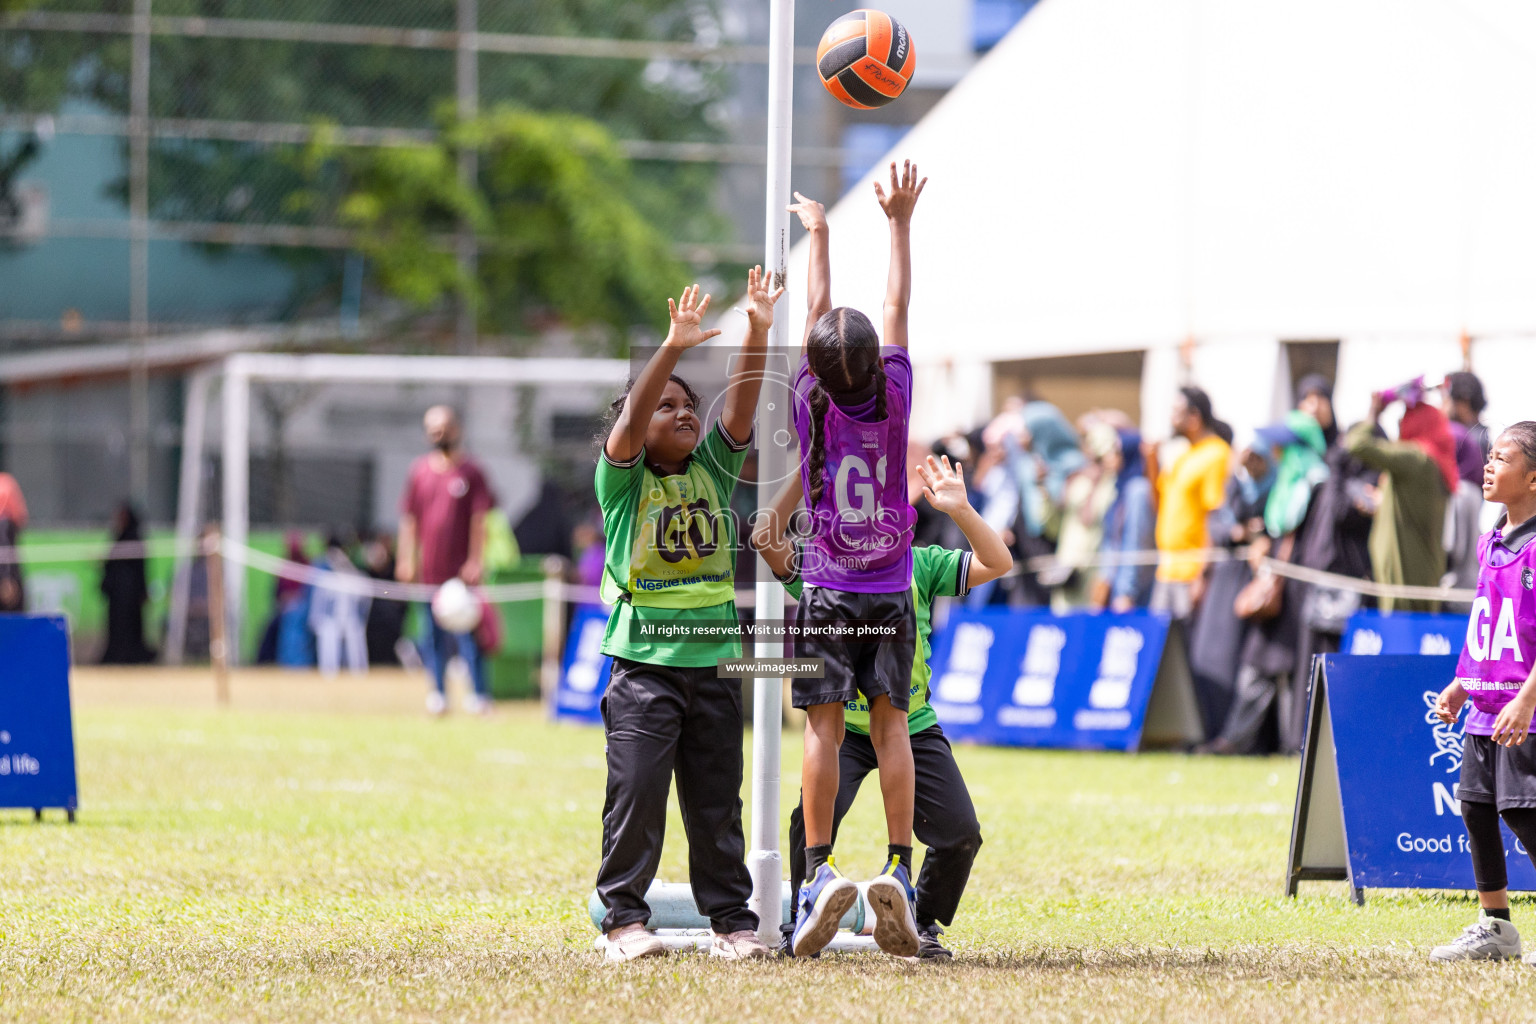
[663,284,721,350]
[787,191,827,234]
[744,265,786,332]
[918,454,969,513]
[873,159,927,223]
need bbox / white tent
[722,0,1536,441]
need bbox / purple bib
[793,350,915,592]
[1455,528,1536,734]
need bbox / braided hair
[1501,421,1536,471]
[804,307,885,507]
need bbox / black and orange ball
[817,9,916,110]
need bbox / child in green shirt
[751,453,1012,957]
[594,269,782,963]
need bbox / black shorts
[790,586,916,711]
[1459,733,1536,810]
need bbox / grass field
[3,668,1535,1023]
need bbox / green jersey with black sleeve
[595,421,751,667]
[781,543,971,735]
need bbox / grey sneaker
[603,924,666,963]
[710,930,773,960]
[916,923,953,960]
[1430,914,1521,961]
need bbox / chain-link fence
[0,0,849,346]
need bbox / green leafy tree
[302,106,684,343]
[2,0,731,329]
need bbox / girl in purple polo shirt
[1432,422,1536,962]
[783,161,925,959]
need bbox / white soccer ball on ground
[431,578,482,635]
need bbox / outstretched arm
[719,265,785,445]
[917,454,1012,586]
[750,474,804,580]
[873,160,926,351]
[604,284,720,464]
[788,192,830,356]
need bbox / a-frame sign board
[1286,653,1535,902]
[1285,656,1361,905]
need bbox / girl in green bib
[593,269,782,963]
[753,454,1012,958]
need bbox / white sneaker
[603,923,666,963]
[1430,914,1521,961]
[464,694,493,716]
[425,691,448,716]
[710,929,773,960]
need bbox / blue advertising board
[0,615,78,819]
[1342,611,1467,657]
[926,608,1202,751]
[554,603,614,725]
[1286,654,1529,901]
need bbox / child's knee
[804,703,846,746]
[867,697,909,736]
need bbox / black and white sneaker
[916,923,953,960]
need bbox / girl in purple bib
[1432,422,1536,961]
[782,161,926,959]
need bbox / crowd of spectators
[922,370,1495,756]
[0,368,1497,749]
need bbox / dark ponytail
[806,380,831,507]
[869,356,888,423]
[804,307,885,506]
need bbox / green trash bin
[484,563,546,700]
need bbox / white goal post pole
[748,0,794,947]
[165,364,215,665]
[221,356,251,668]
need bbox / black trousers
[1215,665,1289,754]
[595,657,757,935]
[787,724,982,930]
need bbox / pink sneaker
[603,924,665,963]
[710,930,773,960]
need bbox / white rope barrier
[216,539,550,604]
[0,534,1476,609]
[1015,545,1479,604]
[1258,557,1476,604]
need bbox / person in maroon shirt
[397,406,497,715]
